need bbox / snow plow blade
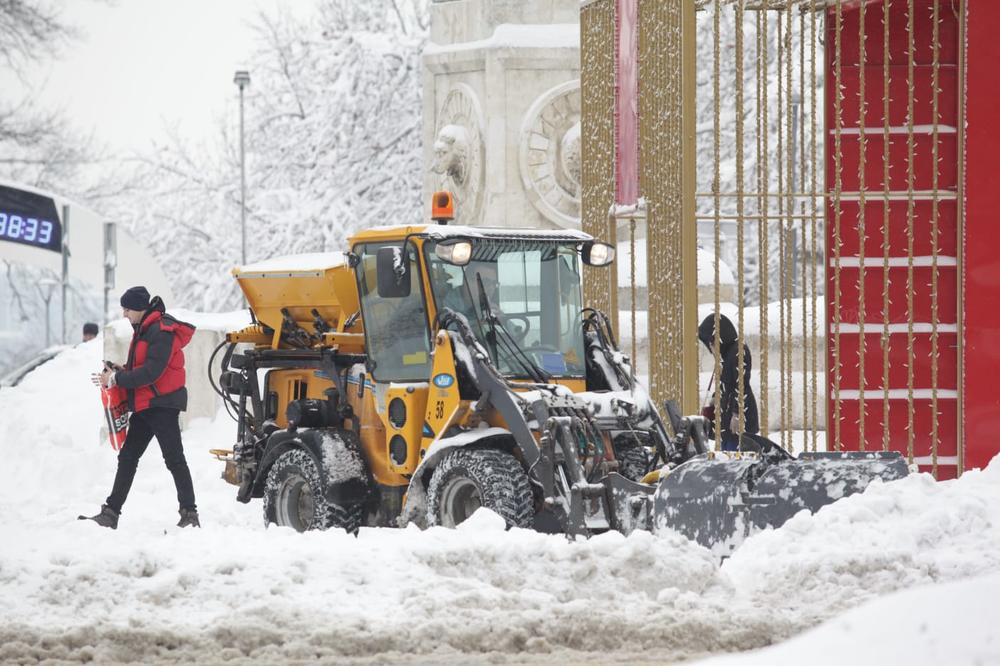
[651,450,909,555]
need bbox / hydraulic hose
[208,340,248,424]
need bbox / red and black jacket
[115,298,196,413]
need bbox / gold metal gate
[581,0,964,476]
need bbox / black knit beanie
[120,286,151,311]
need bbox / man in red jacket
[80,286,200,529]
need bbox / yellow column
[580,0,618,335]
[637,0,698,414]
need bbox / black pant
[106,407,197,513]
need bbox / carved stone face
[430,85,485,224]
[431,124,469,185]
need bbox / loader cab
[353,240,432,381]
[352,226,615,385]
[423,236,590,380]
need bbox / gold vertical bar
[783,1,793,450]
[881,0,892,453]
[800,6,809,449]
[756,6,764,443]
[760,8,771,439]
[608,211,619,331]
[713,0,724,448]
[638,0,698,414]
[955,0,966,476]
[929,0,940,477]
[736,0,747,440]
[905,0,916,464]
[810,0,820,452]
[581,0,618,333]
[777,8,786,449]
[630,218,638,369]
[784,1,792,450]
[681,0,699,416]
[856,0,867,451]
[832,0,845,451]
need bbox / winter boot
[177,508,201,528]
[77,505,119,529]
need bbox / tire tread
[263,448,364,532]
[426,448,533,528]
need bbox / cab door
[352,241,432,479]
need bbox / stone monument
[423,0,581,228]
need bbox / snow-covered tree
[127,0,429,311]
[694,7,825,306]
[0,1,112,374]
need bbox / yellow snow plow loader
[209,192,907,552]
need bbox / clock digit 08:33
[0,212,54,246]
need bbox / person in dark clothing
[79,286,200,529]
[698,313,759,451]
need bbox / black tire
[615,445,652,482]
[263,448,364,533]
[426,448,533,529]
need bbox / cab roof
[349,224,594,245]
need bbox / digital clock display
[0,184,62,253]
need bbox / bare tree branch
[0,0,76,77]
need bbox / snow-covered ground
[1,340,998,664]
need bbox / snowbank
[0,339,106,515]
[1,343,999,664]
[722,458,1000,624]
[0,341,759,663]
[692,573,1000,666]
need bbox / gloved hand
[92,362,122,388]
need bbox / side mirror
[376,246,411,298]
[582,241,615,267]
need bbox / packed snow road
[1,340,999,664]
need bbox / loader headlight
[389,435,408,465]
[388,397,406,429]
[435,239,473,266]
[582,241,615,267]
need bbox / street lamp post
[233,70,250,268]
[38,278,59,348]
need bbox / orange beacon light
[431,191,454,224]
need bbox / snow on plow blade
[651,451,910,555]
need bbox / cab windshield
[425,238,586,378]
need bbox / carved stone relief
[430,84,485,224]
[518,80,582,228]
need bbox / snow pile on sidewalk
[723,460,1000,626]
[0,341,768,663]
[1,341,999,664]
[693,572,1000,666]
[0,339,106,522]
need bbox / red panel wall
[963,0,1000,471]
[825,0,962,478]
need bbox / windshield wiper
[474,273,551,383]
